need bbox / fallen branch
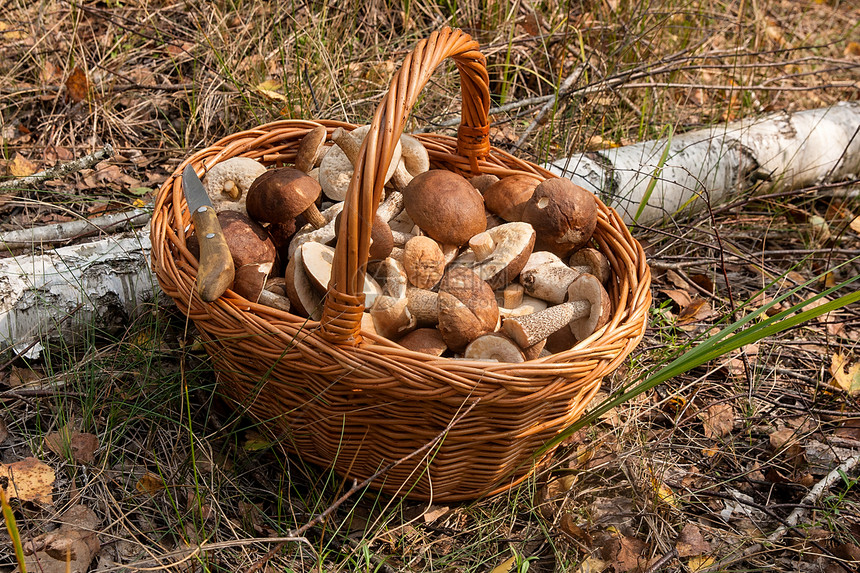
[546,102,860,225]
[0,144,114,190]
[511,64,587,151]
[0,228,154,359]
[0,207,151,251]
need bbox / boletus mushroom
[521,178,598,257]
[436,267,499,352]
[246,167,326,229]
[402,170,486,246]
[502,273,610,347]
[482,174,542,221]
[451,221,536,290]
[202,157,267,213]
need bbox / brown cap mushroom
[469,173,500,195]
[295,125,328,173]
[521,178,597,257]
[464,333,525,363]
[402,170,486,246]
[570,247,611,285]
[398,328,447,356]
[402,236,446,290]
[335,211,394,262]
[300,241,382,307]
[247,167,326,229]
[483,174,542,221]
[502,273,610,347]
[452,221,536,290]
[285,243,323,320]
[436,267,499,352]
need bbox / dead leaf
[0,457,55,504]
[45,429,99,464]
[23,505,100,573]
[688,273,714,293]
[7,153,38,177]
[660,289,692,311]
[135,472,165,495]
[559,513,594,545]
[600,534,647,573]
[845,42,860,57]
[256,80,289,102]
[830,354,860,394]
[700,403,734,439]
[575,557,608,573]
[9,365,43,387]
[0,418,8,443]
[676,524,711,557]
[677,298,713,325]
[850,215,860,234]
[422,505,449,523]
[65,65,89,103]
[665,269,689,290]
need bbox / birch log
[544,101,860,225]
[0,229,155,358]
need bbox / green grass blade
[1,489,27,573]
[634,124,673,223]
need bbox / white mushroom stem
[377,191,404,222]
[256,289,291,312]
[370,295,416,340]
[503,299,590,348]
[501,283,524,309]
[287,202,344,259]
[406,288,439,326]
[519,252,579,304]
[391,230,415,246]
[469,232,495,261]
[331,128,413,191]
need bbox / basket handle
[321,27,491,345]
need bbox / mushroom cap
[369,295,416,340]
[318,124,402,201]
[570,247,611,285]
[402,170,486,246]
[402,236,446,290]
[464,333,525,363]
[217,211,277,269]
[398,328,447,356]
[202,157,267,211]
[285,244,323,320]
[522,178,597,257]
[436,267,499,352]
[567,273,611,341]
[300,241,382,307]
[483,174,542,221]
[335,211,394,261]
[246,168,322,224]
[469,173,501,195]
[295,125,328,173]
[452,221,536,290]
[399,134,430,177]
[233,263,272,302]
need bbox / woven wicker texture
[151,27,652,501]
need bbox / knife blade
[182,165,235,302]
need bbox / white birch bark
[544,101,860,225]
[0,229,154,358]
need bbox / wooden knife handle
[191,205,235,302]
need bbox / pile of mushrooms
[193,124,614,362]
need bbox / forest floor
[1,1,860,572]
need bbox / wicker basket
[151,27,652,501]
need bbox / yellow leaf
[687,555,716,571]
[490,554,517,573]
[575,557,608,573]
[0,21,26,40]
[0,457,55,504]
[830,354,860,394]
[256,80,288,102]
[850,215,860,234]
[8,153,38,177]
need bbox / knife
[182,164,235,302]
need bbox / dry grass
[1,0,860,572]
